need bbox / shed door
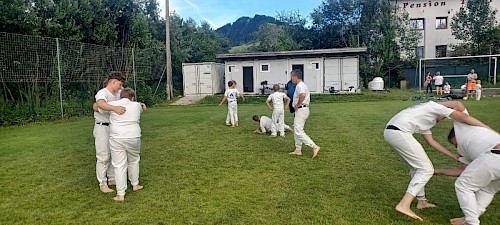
[342,58,358,90]
[324,58,341,91]
[184,65,199,95]
[243,66,254,92]
[198,65,213,94]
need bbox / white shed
[216,48,367,94]
[182,62,225,96]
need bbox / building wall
[182,62,225,96]
[395,0,500,58]
[224,57,359,94]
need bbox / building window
[416,46,424,58]
[436,17,447,29]
[228,65,235,73]
[261,64,269,72]
[312,62,320,70]
[410,19,424,30]
[435,45,447,58]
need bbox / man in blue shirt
[285,79,296,113]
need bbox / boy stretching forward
[252,115,293,135]
[107,88,145,201]
[266,84,290,137]
[219,80,243,127]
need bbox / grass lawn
[1,96,499,224]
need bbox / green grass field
[1,95,499,224]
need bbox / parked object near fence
[368,77,384,91]
[182,63,224,96]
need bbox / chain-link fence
[0,32,167,126]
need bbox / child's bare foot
[289,150,302,156]
[100,185,114,193]
[133,185,144,191]
[416,200,436,209]
[235,123,239,127]
[113,195,125,201]
[312,145,321,158]
[108,180,116,186]
[450,217,466,225]
[395,203,423,221]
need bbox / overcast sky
[158,0,322,29]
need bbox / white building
[216,48,367,94]
[182,62,225,96]
[394,0,500,58]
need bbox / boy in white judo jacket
[384,101,489,221]
[266,84,290,137]
[106,88,145,201]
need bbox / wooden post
[166,0,173,100]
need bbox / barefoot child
[106,88,146,201]
[475,80,482,101]
[265,84,291,137]
[384,101,489,221]
[443,82,451,95]
[252,115,293,135]
[219,80,243,127]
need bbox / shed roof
[216,47,367,61]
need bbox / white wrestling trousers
[271,108,285,136]
[93,124,115,185]
[225,101,238,126]
[476,89,482,101]
[110,137,141,196]
[293,107,316,150]
[384,129,433,197]
[455,151,500,225]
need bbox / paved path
[170,95,207,105]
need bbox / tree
[358,0,421,87]
[252,23,299,52]
[310,0,362,48]
[276,10,311,49]
[451,0,497,55]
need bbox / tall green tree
[252,23,299,52]
[310,0,362,48]
[276,10,311,49]
[451,0,498,55]
[359,0,421,87]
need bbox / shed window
[312,62,320,70]
[261,64,270,72]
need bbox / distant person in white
[106,88,146,201]
[252,115,293,135]
[434,108,499,225]
[433,71,444,96]
[219,80,243,127]
[475,80,482,101]
[288,69,321,158]
[384,101,489,221]
[444,82,451,95]
[93,71,127,193]
[265,84,291,137]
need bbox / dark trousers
[426,84,432,93]
[288,101,295,113]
